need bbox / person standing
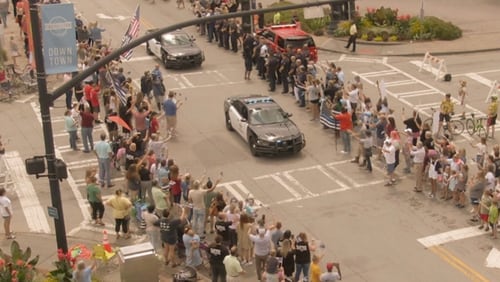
[183,227,203,268]
[73,260,97,282]
[151,180,169,213]
[106,189,132,239]
[141,71,153,102]
[155,206,187,267]
[267,52,279,92]
[248,226,272,281]
[64,110,79,151]
[0,188,14,239]
[458,80,467,119]
[382,139,397,186]
[142,204,161,254]
[94,133,114,189]
[320,262,342,282]
[163,91,183,138]
[279,53,290,94]
[486,95,498,139]
[152,65,165,111]
[224,246,245,282]
[263,249,280,282]
[410,142,426,192]
[311,254,325,282]
[243,33,256,80]
[0,0,9,28]
[438,93,454,136]
[294,232,312,282]
[208,234,230,282]
[80,106,95,153]
[189,177,219,238]
[86,175,105,226]
[334,108,353,154]
[344,22,357,52]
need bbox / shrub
[303,16,330,35]
[374,36,383,42]
[380,31,390,42]
[422,16,462,40]
[361,33,368,40]
[389,35,398,41]
[367,31,375,41]
[0,241,39,282]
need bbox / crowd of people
[238,24,500,244]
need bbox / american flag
[107,68,128,106]
[120,5,140,60]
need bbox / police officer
[208,235,229,282]
[267,52,279,92]
[279,53,291,94]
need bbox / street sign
[47,206,59,220]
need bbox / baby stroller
[173,266,197,282]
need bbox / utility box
[118,242,158,282]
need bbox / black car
[224,95,305,156]
[146,29,205,69]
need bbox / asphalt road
[2,0,500,281]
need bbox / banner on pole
[40,3,78,75]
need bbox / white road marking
[358,69,398,78]
[485,247,500,268]
[282,171,317,197]
[14,95,36,104]
[417,226,485,248]
[384,79,417,87]
[3,151,51,234]
[232,181,264,206]
[464,73,493,87]
[180,74,195,88]
[255,174,302,199]
[126,56,154,62]
[74,177,125,187]
[217,181,245,202]
[31,102,92,222]
[96,13,129,21]
[394,89,438,98]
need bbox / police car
[146,29,204,69]
[224,95,305,156]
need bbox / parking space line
[325,163,359,188]
[395,89,438,98]
[263,174,301,199]
[4,151,51,234]
[315,165,351,190]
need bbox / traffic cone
[102,230,112,253]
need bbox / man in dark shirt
[214,215,232,246]
[154,206,187,266]
[403,110,422,146]
[267,52,279,92]
[208,235,229,281]
[80,106,95,153]
[279,53,290,94]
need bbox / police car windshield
[249,108,288,125]
[163,33,191,46]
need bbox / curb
[317,46,500,57]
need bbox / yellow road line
[429,246,489,282]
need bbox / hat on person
[445,93,451,97]
[326,262,334,271]
[384,139,392,145]
[492,95,498,100]
[258,228,266,235]
[404,128,412,133]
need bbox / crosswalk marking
[3,151,51,234]
[384,79,417,87]
[465,73,493,87]
[394,89,438,98]
[31,102,92,223]
[282,171,317,197]
[358,69,398,78]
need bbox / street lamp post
[28,0,68,253]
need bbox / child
[470,137,487,170]
[448,169,458,202]
[488,201,498,239]
[479,190,492,231]
[440,165,450,200]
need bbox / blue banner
[40,4,78,75]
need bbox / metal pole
[29,0,68,253]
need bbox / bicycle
[423,109,464,137]
[465,112,487,138]
[5,64,37,93]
